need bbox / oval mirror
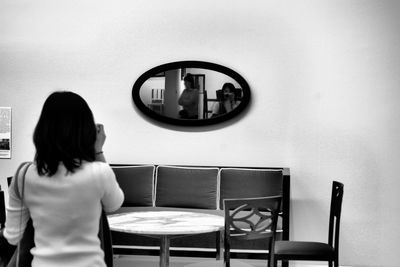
[132,61,251,126]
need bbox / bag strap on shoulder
[13,162,32,201]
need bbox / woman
[178,73,199,119]
[211,83,240,117]
[3,91,124,267]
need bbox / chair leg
[328,261,333,267]
[268,245,275,267]
[271,259,278,267]
[281,260,288,267]
[334,260,339,267]
[224,249,230,267]
[224,238,230,267]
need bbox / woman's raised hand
[95,123,106,153]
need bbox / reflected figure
[211,83,240,117]
[178,73,199,119]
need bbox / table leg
[160,235,170,267]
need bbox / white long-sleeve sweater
[4,161,124,267]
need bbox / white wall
[1,1,399,266]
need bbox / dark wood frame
[132,61,251,126]
[110,164,290,265]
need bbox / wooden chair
[274,181,344,267]
[1,183,16,265]
[185,196,282,267]
[0,186,5,230]
[224,196,282,267]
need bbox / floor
[113,255,349,267]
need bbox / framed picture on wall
[0,107,11,159]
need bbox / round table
[108,210,225,267]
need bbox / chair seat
[275,241,335,261]
[185,260,252,267]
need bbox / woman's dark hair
[222,82,235,93]
[183,73,195,88]
[33,91,97,176]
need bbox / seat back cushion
[219,168,283,209]
[155,166,219,209]
[112,165,155,207]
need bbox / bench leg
[216,230,224,260]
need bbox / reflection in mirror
[139,68,243,120]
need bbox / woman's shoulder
[83,161,113,174]
[26,161,113,179]
[79,162,115,187]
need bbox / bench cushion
[155,166,218,209]
[219,168,283,209]
[112,165,155,207]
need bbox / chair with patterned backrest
[274,181,344,267]
[224,196,282,267]
[184,196,282,267]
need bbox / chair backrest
[224,196,282,264]
[328,181,344,253]
[1,177,13,229]
[0,177,12,229]
[224,196,282,241]
[0,188,5,229]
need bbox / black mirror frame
[132,61,251,126]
